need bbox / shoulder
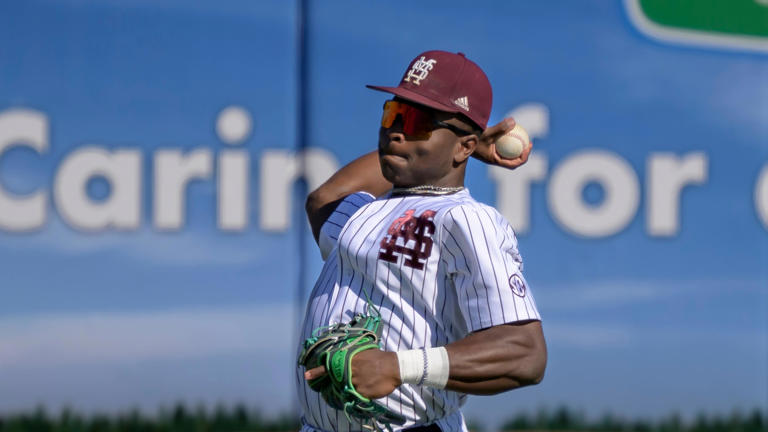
[437,193,508,230]
[334,191,377,216]
[438,195,518,246]
[317,191,376,259]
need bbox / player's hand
[350,349,400,398]
[472,117,532,169]
[303,349,401,399]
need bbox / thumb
[304,365,327,380]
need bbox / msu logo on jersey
[378,209,436,270]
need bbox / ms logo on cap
[403,56,437,86]
[367,50,493,129]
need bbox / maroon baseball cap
[367,50,493,129]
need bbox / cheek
[415,140,455,167]
[408,149,450,182]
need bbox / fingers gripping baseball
[475,117,532,170]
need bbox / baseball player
[296,50,546,432]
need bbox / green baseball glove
[298,311,407,432]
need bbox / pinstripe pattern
[297,190,540,432]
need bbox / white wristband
[396,349,424,385]
[396,347,450,389]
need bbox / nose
[385,114,405,142]
[387,129,405,143]
[379,126,405,153]
[379,117,407,155]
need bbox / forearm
[443,321,546,395]
[325,321,546,400]
[306,150,392,240]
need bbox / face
[377,99,475,188]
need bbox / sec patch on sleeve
[509,274,527,297]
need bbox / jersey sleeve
[317,191,376,260]
[441,204,540,332]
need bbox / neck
[393,168,466,190]
[390,184,465,196]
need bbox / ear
[454,134,478,164]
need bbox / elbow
[305,189,326,242]
[305,185,341,219]
[508,336,547,388]
[524,333,548,386]
[479,351,546,395]
[524,354,547,386]
[515,350,547,387]
[520,322,548,387]
[305,188,324,219]
[306,188,343,242]
[305,187,334,224]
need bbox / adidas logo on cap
[453,96,469,112]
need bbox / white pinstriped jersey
[296,189,540,432]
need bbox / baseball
[496,123,529,159]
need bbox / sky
[0,0,766,429]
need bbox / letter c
[0,109,48,231]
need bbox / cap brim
[366,85,461,115]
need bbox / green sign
[625,0,768,52]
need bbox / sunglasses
[381,100,473,139]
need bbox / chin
[380,160,411,186]
[379,161,399,184]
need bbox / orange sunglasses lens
[381,100,434,138]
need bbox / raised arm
[306,119,532,242]
[305,150,392,242]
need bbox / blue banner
[0,0,765,426]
